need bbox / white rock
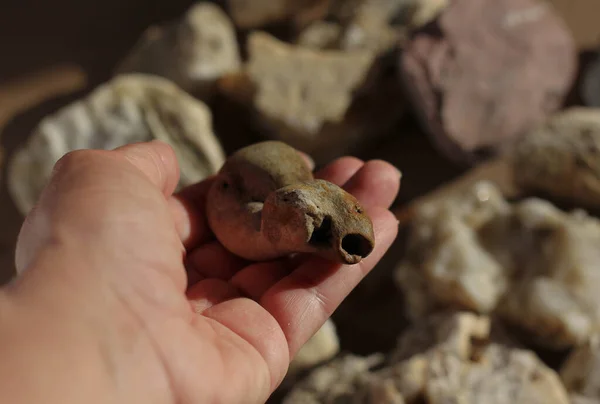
[9,74,225,215]
[396,181,600,349]
[117,3,241,98]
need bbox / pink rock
[401,0,577,164]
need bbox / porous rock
[513,108,600,209]
[561,336,600,401]
[116,3,241,98]
[289,319,340,375]
[227,31,403,164]
[401,0,576,164]
[284,312,570,404]
[396,181,600,349]
[8,74,225,216]
[226,0,330,30]
[283,354,387,403]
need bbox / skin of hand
[0,140,401,404]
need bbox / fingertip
[343,160,401,209]
[114,141,181,196]
[315,156,365,185]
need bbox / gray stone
[396,181,600,349]
[116,3,241,99]
[8,74,225,216]
[401,0,576,164]
[513,108,600,209]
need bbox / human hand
[3,141,400,404]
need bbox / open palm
[13,141,400,404]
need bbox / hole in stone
[309,216,333,247]
[341,234,373,258]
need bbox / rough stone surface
[226,0,330,29]
[289,319,341,375]
[284,312,570,404]
[401,0,576,164]
[396,181,600,349]
[234,31,403,164]
[283,354,387,403]
[385,312,570,404]
[561,336,600,401]
[513,108,600,209]
[8,74,225,216]
[116,3,241,98]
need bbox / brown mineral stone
[400,0,576,164]
[512,108,600,209]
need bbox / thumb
[15,141,181,274]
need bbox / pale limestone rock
[9,74,225,215]
[513,108,600,209]
[381,313,570,404]
[237,31,403,164]
[283,354,387,403]
[284,313,570,404]
[396,181,600,349]
[117,3,241,98]
[289,319,340,375]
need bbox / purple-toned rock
[401,0,577,164]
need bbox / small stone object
[289,319,340,375]
[116,3,241,98]
[513,108,600,208]
[401,0,576,164]
[206,141,375,264]
[8,74,225,216]
[561,336,600,401]
[226,0,330,30]
[396,181,600,349]
[234,31,403,164]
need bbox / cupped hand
[7,141,400,404]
